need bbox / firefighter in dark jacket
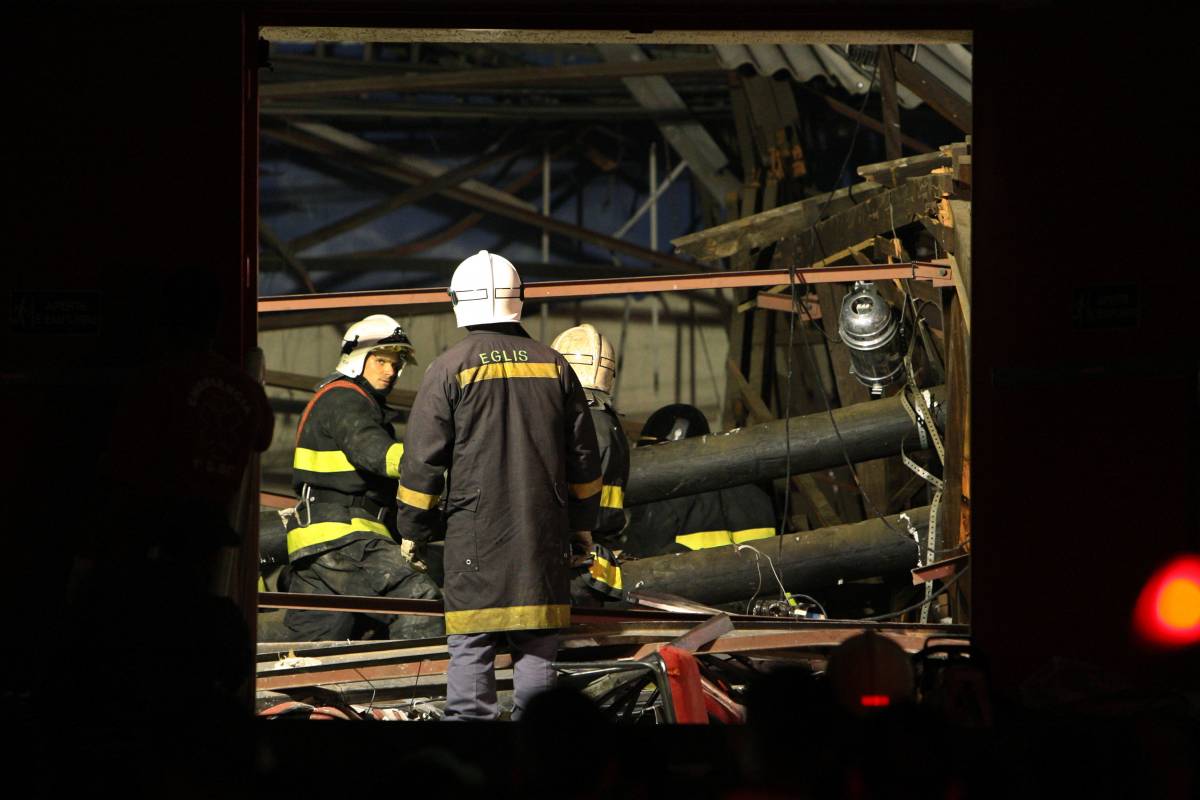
[551,323,627,604]
[622,404,777,558]
[283,314,442,642]
[398,250,601,721]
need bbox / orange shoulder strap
[294,380,372,447]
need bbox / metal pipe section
[625,386,946,505]
[622,508,928,606]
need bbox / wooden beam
[799,173,952,269]
[260,55,726,99]
[856,149,953,188]
[286,144,529,254]
[672,182,887,262]
[947,198,972,335]
[878,46,903,162]
[794,82,934,154]
[265,124,709,275]
[892,54,972,134]
[939,294,970,558]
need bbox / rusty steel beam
[258,262,952,314]
[755,291,821,316]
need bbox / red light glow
[859,694,891,708]
[1133,555,1200,647]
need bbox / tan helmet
[551,323,616,394]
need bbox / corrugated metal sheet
[713,44,971,111]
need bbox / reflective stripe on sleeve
[385,442,404,478]
[568,476,602,500]
[286,517,393,555]
[588,553,623,590]
[456,361,560,388]
[398,485,440,510]
[674,527,776,550]
[293,448,356,473]
[444,603,570,635]
[600,484,624,509]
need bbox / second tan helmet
[551,323,616,394]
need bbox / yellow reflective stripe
[674,527,775,550]
[456,361,560,387]
[444,604,570,635]
[731,527,776,544]
[600,484,624,509]
[286,517,393,554]
[589,554,623,590]
[398,485,439,510]
[293,448,356,473]
[385,442,404,478]
[569,476,602,500]
[675,530,735,550]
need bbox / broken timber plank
[857,149,953,188]
[947,198,972,332]
[799,173,953,269]
[672,182,887,262]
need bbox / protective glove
[400,538,428,573]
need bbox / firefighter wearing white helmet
[282,314,442,643]
[552,324,628,604]
[398,251,602,719]
[448,250,524,327]
[334,313,418,380]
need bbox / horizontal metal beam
[266,123,705,274]
[260,56,726,99]
[258,261,952,314]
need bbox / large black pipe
[625,386,945,505]
[621,507,928,605]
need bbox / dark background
[3,0,1196,793]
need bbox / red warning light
[1133,555,1200,647]
[859,694,891,708]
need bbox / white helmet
[551,323,616,394]
[448,250,523,327]
[335,314,416,379]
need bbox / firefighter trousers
[444,630,559,721]
[284,536,443,641]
